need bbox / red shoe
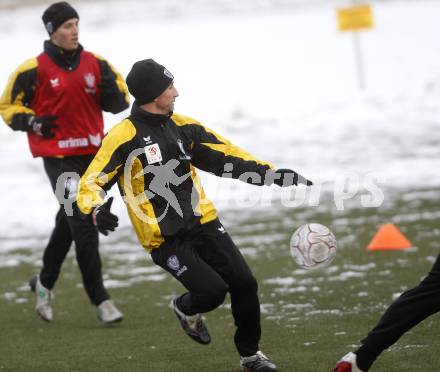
[334,353,364,372]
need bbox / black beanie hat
[42,2,79,35]
[126,59,174,105]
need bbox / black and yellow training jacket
[77,104,274,252]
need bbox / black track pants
[151,218,261,357]
[358,254,440,368]
[39,156,109,306]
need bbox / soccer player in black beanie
[125,59,175,106]
[0,2,130,323]
[77,58,313,372]
[42,1,79,36]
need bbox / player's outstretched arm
[266,168,313,187]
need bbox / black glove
[28,115,58,138]
[92,197,119,236]
[272,168,313,187]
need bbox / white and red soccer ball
[290,223,337,270]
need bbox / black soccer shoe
[171,298,211,345]
[240,351,278,372]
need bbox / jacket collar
[130,103,171,126]
[44,40,83,71]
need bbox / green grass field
[1,187,440,371]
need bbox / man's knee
[203,282,229,310]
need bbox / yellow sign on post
[337,4,373,32]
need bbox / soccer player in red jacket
[0,2,129,324]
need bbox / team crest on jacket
[84,73,96,94]
[167,255,180,271]
[177,139,191,160]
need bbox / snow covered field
[0,0,439,238]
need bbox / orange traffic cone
[367,223,412,251]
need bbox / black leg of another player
[357,254,440,369]
[40,207,73,289]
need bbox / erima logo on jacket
[58,133,102,149]
[50,78,60,88]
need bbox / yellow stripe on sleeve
[172,113,274,169]
[200,142,274,168]
[78,119,136,214]
[0,58,37,124]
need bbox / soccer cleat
[96,300,123,324]
[334,352,365,372]
[240,351,278,372]
[30,275,54,322]
[170,297,211,345]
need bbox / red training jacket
[29,51,104,157]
